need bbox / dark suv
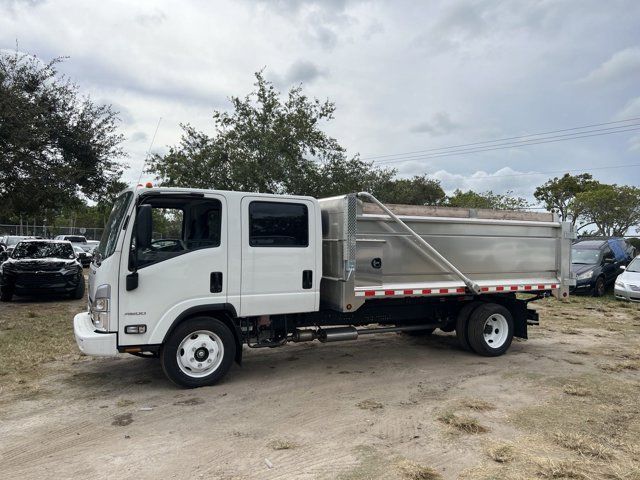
[0,240,85,301]
[571,239,631,296]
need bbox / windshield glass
[97,192,133,261]
[13,242,75,259]
[572,248,601,265]
[627,257,640,272]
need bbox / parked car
[614,256,640,302]
[0,239,85,301]
[0,235,37,255]
[73,245,93,267]
[54,235,94,253]
[571,239,630,296]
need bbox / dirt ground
[1,288,639,480]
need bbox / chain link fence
[0,224,104,241]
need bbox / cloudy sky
[2,0,640,200]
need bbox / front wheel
[592,276,605,297]
[466,303,514,357]
[72,277,85,299]
[161,317,236,388]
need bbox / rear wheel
[161,317,236,388]
[593,276,605,297]
[467,303,514,356]
[455,301,482,351]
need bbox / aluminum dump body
[319,194,573,312]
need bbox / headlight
[615,280,625,288]
[576,270,594,281]
[91,284,111,332]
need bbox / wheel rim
[482,314,509,349]
[176,330,224,378]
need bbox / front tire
[72,277,85,299]
[467,303,514,357]
[0,287,13,302]
[161,317,236,388]
[592,276,605,297]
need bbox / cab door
[240,197,317,316]
[118,193,227,346]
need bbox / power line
[362,116,640,161]
[374,125,640,165]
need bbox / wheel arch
[162,304,243,365]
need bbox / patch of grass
[486,443,515,463]
[356,399,384,411]
[553,432,614,460]
[536,459,586,479]
[598,361,639,372]
[117,398,135,407]
[560,327,581,335]
[438,412,488,434]
[460,398,496,411]
[569,350,590,355]
[27,311,38,318]
[562,384,590,397]
[396,459,442,480]
[267,439,297,450]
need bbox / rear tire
[467,303,514,357]
[161,317,236,388]
[592,276,605,297]
[456,301,482,351]
[0,287,13,302]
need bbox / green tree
[0,51,126,219]
[446,189,530,210]
[534,173,598,225]
[148,71,395,198]
[574,184,640,236]
[377,175,446,205]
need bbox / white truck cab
[75,186,572,388]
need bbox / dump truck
[73,187,574,387]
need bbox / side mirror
[135,204,153,250]
[620,265,626,270]
[0,251,7,263]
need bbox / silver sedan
[614,256,640,302]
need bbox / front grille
[16,272,64,286]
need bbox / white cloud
[428,167,544,199]
[578,46,640,85]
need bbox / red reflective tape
[552,284,558,289]
[496,286,504,291]
[364,291,375,297]
[422,289,432,294]
[510,286,518,291]
[456,288,466,293]
[384,290,395,296]
[403,289,413,295]
[439,288,449,294]
[524,285,532,290]
[481,287,489,292]
[537,284,545,290]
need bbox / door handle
[302,270,312,289]
[210,272,223,293]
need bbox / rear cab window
[248,201,309,247]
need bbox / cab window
[133,196,222,269]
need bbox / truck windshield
[96,192,133,261]
[571,248,601,265]
[13,242,75,259]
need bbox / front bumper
[614,286,640,302]
[569,279,594,294]
[73,311,118,356]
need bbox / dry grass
[438,412,489,434]
[356,399,384,411]
[562,384,590,397]
[486,443,515,463]
[553,432,614,460]
[536,459,586,479]
[598,361,639,372]
[460,398,496,411]
[267,439,297,450]
[396,460,442,480]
